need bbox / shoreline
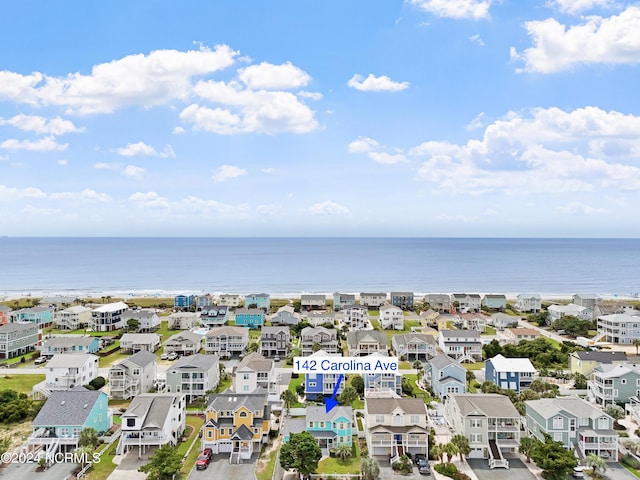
[1,289,638,303]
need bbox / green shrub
[391,455,412,474]
[622,454,640,470]
[434,462,459,478]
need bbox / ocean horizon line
[2,236,640,240]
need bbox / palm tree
[431,444,444,464]
[466,370,476,388]
[280,390,297,415]
[585,453,607,478]
[451,434,470,461]
[633,338,640,355]
[361,455,380,480]
[335,444,352,461]
[441,442,459,463]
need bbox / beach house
[91,301,129,332]
[200,305,230,328]
[119,333,161,353]
[548,303,592,322]
[165,354,219,402]
[361,352,402,397]
[54,305,92,330]
[569,350,628,376]
[270,305,301,326]
[365,397,429,459]
[121,308,161,332]
[438,329,483,362]
[164,331,203,356]
[525,397,618,461]
[244,293,270,311]
[360,292,387,308]
[451,294,482,313]
[33,353,99,398]
[234,307,265,329]
[218,294,242,307]
[301,294,327,311]
[108,350,157,400]
[0,322,39,359]
[490,313,519,331]
[461,313,489,333]
[573,294,602,310]
[380,304,404,330]
[305,349,344,400]
[40,335,100,358]
[390,292,414,311]
[587,362,640,407]
[232,352,274,394]
[391,333,436,361]
[482,294,507,311]
[202,388,270,462]
[515,293,542,313]
[300,326,339,356]
[204,326,249,358]
[429,354,467,400]
[28,388,111,455]
[333,292,356,311]
[195,293,214,310]
[174,294,195,310]
[116,393,186,456]
[425,293,452,313]
[282,406,353,451]
[167,311,199,330]
[11,306,54,328]
[597,313,640,344]
[485,354,536,393]
[445,393,521,467]
[342,304,370,330]
[503,327,540,344]
[346,330,388,357]
[260,326,290,358]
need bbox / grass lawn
[351,399,364,409]
[127,297,174,308]
[381,319,423,346]
[249,329,262,340]
[178,415,205,475]
[464,362,485,370]
[216,377,232,393]
[370,318,381,329]
[0,373,45,394]
[482,326,497,336]
[85,438,119,480]
[469,381,480,393]
[404,373,432,403]
[108,399,131,408]
[624,464,640,479]
[98,350,129,368]
[317,437,360,474]
[288,374,305,407]
[399,361,412,369]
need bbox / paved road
[518,319,573,343]
[0,460,76,480]
[188,453,258,480]
[604,462,638,480]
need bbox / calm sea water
[0,237,639,297]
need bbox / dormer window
[239,411,247,418]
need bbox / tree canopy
[138,444,183,480]
[279,431,322,477]
[529,434,577,480]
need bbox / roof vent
[83,404,88,409]
[60,401,65,406]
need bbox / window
[598,417,609,429]
[393,415,402,425]
[471,419,482,428]
[622,378,628,385]
[570,419,576,432]
[320,422,325,428]
[376,415,384,423]
[309,422,313,428]
[553,416,563,429]
[239,411,247,417]
[470,433,482,443]
[410,415,419,424]
[127,419,135,427]
[309,382,316,387]
[553,432,563,442]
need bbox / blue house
[282,405,353,450]
[28,387,111,452]
[234,307,265,329]
[245,293,270,312]
[200,306,229,328]
[41,335,100,358]
[174,294,195,309]
[305,350,344,401]
[485,354,536,393]
[429,354,466,400]
[12,306,54,327]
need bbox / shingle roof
[525,397,610,421]
[207,388,267,412]
[450,394,519,418]
[47,353,98,368]
[236,352,272,373]
[32,388,104,427]
[572,351,627,362]
[93,302,129,313]
[43,335,96,349]
[347,330,388,346]
[306,405,352,422]
[120,333,160,344]
[170,353,218,371]
[487,354,536,373]
[440,329,481,339]
[429,354,463,370]
[205,326,248,337]
[391,333,436,347]
[119,350,157,368]
[167,332,202,344]
[365,397,427,415]
[122,394,183,430]
[0,322,36,334]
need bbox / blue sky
[1,0,640,237]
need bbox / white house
[515,294,542,313]
[119,333,161,353]
[108,350,158,400]
[54,305,92,330]
[232,352,274,395]
[379,304,404,330]
[438,329,483,363]
[33,353,99,398]
[116,393,186,456]
[91,301,130,331]
[122,308,161,332]
[167,312,200,330]
[548,303,592,322]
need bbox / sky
[1,0,640,237]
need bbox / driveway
[467,457,537,480]
[106,446,158,480]
[188,452,258,479]
[604,463,638,480]
[0,460,76,480]
[374,456,418,480]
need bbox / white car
[572,467,585,478]
[160,352,168,360]
[34,357,47,365]
[167,352,179,361]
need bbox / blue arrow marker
[325,374,344,413]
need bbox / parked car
[414,453,427,466]
[572,466,585,478]
[167,352,179,361]
[418,459,431,476]
[160,352,168,360]
[196,448,213,470]
[34,357,47,365]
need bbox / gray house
[359,292,387,308]
[300,326,339,356]
[526,397,618,461]
[108,350,157,400]
[270,305,301,326]
[167,312,200,330]
[425,294,451,313]
[429,354,467,400]
[0,322,39,359]
[260,326,290,358]
[165,332,203,356]
[166,354,219,402]
[119,333,161,353]
[346,330,388,357]
[587,363,640,407]
[204,326,249,358]
[391,333,436,361]
[301,294,326,311]
[333,293,356,312]
[390,292,414,311]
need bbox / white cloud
[309,200,350,216]
[212,164,248,182]
[466,112,486,131]
[469,34,485,46]
[238,61,311,89]
[347,74,409,92]
[94,162,119,170]
[0,114,84,135]
[22,205,61,215]
[0,136,67,151]
[180,196,249,216]
[173,126,185,134]
[555,201,607,214]
[185,79,319,134]
[0,45,238,114]
[298,91,323,100]
[348,137,379,154]
[549,0,614,14]
[512,6,640,73]
[116,141,176,158]
[407,0,492,20]
[368,152,408,164]
[57,159,68,166]
[0,185,47,200]
[411,106,640,194]
[50,189,112,203]
[128,191,169,208]
[122,165,146,179]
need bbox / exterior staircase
[488,440,508,469]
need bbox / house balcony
[109,377,139,389]
[580,441,618,451]
[120,432,173,445]
[369,439,426,448]
[28,429,80,446]
[488,420,520,432]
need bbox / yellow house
[202,388,269,463]
[569,350,628,375]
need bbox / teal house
[12,306,54,327]
[235,307,265,329]
[282,405,353,450]
[245,293,270,312]
[28,387,111,453]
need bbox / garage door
[372,446,389,457]
[469,447,484,459]
[219,441,233,453]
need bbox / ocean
[0,237,639,298]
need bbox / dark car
[414,453,427,466]
[196,448,213,470]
